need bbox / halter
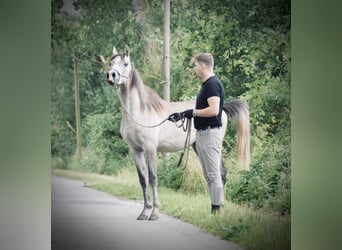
[108,53,132,85]
[109,68,131,86]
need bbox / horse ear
[112,46,118,56]
[125,44,130,57]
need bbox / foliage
[227,125,291,214]
[80,113,129,174]
[157,153,184,190]
[51,0,291,215]
[157,151,207,195]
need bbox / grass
[52,168,290,250]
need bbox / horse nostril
[106,72,116,80]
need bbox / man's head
[193,53,214,80]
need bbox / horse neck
[120,69,165,115]
[119,83,138,115]
[119,69,146,115]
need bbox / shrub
[80,113,129,174]
[226,126,291,215]
[158,153,184,190]
[51,156,66,169]
[179,152,207,195]
[157,150,208,194]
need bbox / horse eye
[124,63,128,67]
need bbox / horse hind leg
[131,149,152,220]
[220,159,227,187]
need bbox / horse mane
[130,66,165,114]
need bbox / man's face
[193,60,203,78]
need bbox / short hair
[194,53,214,69]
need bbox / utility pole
[162,0,170,162]
[163,0,170,102]
[73,55,82,166]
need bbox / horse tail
[223,100,251,170]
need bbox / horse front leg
[131,148,152,220]
[146,150,160,221]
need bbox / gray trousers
[195,127,224,206]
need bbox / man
[181,53,225,214]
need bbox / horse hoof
[137,214,149,220]
[148,213,159,221]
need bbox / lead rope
[114,87,182,128]
[177,117,193,170]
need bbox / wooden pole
[162,0,170,161]
[163,0,170,102]
[73,55,82,166]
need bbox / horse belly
[121,124,159,152]
[157,142,183,152]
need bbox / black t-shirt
[194,75,224,130]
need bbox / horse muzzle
[107,70,120,86]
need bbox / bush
[158,153,184,190]
[157,150,207,194]
[51,123,76,165]
[179,152,207,195]
[51,156,66,169]
[227,126,291,215]
[80,113,129,174]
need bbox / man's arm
[195,96,220,117]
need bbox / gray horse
[107,45,250,220]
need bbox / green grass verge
[52,168,290,250]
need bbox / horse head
[107,44,133,87]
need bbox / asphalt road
[51,175,245,250]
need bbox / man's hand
[168,112,182,122]
[181,109,194,119]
